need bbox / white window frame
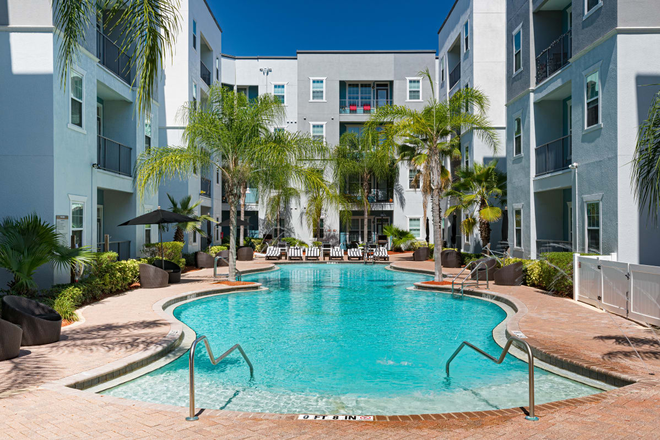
[272,82,286,105]
[215,57,220,81]
[69,194,88,248]
[583,0,603,20]
[464,144,470,168]
[440,56,445,83]
[408,216,422,239]
[310,122,326,142]
[69,68,86,133]
[583,194,603,254]
[513,204,523,250]
[406,77,422,102]
[513,115,523,157]
[309,77,326,102]
[408,167,421,190]
[464,20,470,53]
[512,24,523,76]
[583,62,602,132]
[192,82,198,104]
[237,86,249,97]
[144,112,152,151]
[192,20,197,50]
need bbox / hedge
[206,245,228,256]
[142,242,184,262]
[504,252,577,297]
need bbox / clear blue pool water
[104,264,600,415]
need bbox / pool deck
[1,254,659,439]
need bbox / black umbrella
[119,208,197,268]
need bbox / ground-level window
[311,123,325,142]
[407,78,421,101]
[71,202,84,247]
[145,225,153,244]
[586,201,601,253]
[514,117,522,156]
[514,208,522,249]
[318,218,325,239]
[464,144,470,168]
[70,71,83,128]
[408,169,420,189]
[193,230,197,244]
[585,69,600,128]
[192,82,198,105]
[408,217,421,239]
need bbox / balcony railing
[339,98,392,114]
[200,177,212,197]
[97,240,131,261]
[449,63,461,89]
[535,134,571,176]
[536,239,573,254]
[200,61,211,86]
[97,135,132,176]
[96,30,131,84]
[346,189,394,203]
[536,30,572,84]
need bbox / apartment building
[437,0,508,253]
[505,0,660,264]
[0,0,159,286]
[221,51,438,247]
[158,0,223,252]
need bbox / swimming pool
[103,264,601,415]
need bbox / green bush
[142,242,184,263]
[182,252,195,267]
[206,245,228,256]
[461,252,483,266]
[312,241,322,248]
[503,252,575,297]
[280,237,308,248]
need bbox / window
[144,113,152,151]
[145,225,153,244]
[407,78,421,101]
[273,84,285,104]
[310,123,325,142]
[464,144,469,168]
[441,56,445,82]
[585,69,600,128]
[514,208,522,249]
[585,0,602,16]
[408,169,421,189]
[216,168,220,184]
[237,86,248,97]
[274,127,285,133]
[192,20,197,50]
[464,21,469,53]
[513,26,523,75]
[408,217,421,239]
[216,58,219,81]
[193,230,197,244]
[310,78,325,101]
[216,217,220,241]
[318,218,325,239]
[514,117,522,156]
[70,71,83,128]
[586,201,601,253]
[192,82,197,105]
[71,202,84,247]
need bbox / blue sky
[209,0,453,56]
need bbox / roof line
[437,0,461,35]
[296,49,436,54]
[203,0,223,33]
[221,53,298,60]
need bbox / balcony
[345,188,393,204]
[200,177,212,197]
[339,98,392,115]
[200,61,211,86]
[96,30,131,84]
[449,63,461,90]
[535,135,571,176]
[536,30,571,84]
[97,135,132,176]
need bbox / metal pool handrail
[445,335,539,421]
[213,255,242,281]
[186,336,254,421]
[450,259,491,296]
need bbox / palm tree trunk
[316,216,322,241]
[479,198,491,246]
[240,183,247,245]
[228,195,237,282]
[363,176,370,244]
[174,227,185,243]
[429,150,443,281]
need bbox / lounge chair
[373,247,389,261]
[494,262,523,286]
[277,242,288,259]
[347,247,363,260]
[151,260,181,283]
[195,251,214,268]
[306,246,321,260]
[321,242,332,260]
[265,245,281,260]
[237,246,254,261]
[288,246,303,260]
[412,247,430,261]
[441,249,462,268]
[139,263,169,289]
[470,257,499,281]
[0,318,23,360]
[1,296,62,346]
[329,246,344,260]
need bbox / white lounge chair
[347,247,362,260]
[306,247,321,260]
[288,246,303,260]
[374,246,389,261]
[329,246,344,260]
[265,246,281,260]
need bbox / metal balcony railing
[536,30,572,84]
[200,177,212,197]
[535,134,571,176]
[97,135,132,176]
[200,61,211,86]
[449,62,461,89]
[345,188,394,203]
[339,98,392,114]
[96,30,131,84]
[96,240,131,261]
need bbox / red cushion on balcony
[349,104,357,111]
[363,104,371,112]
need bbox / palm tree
[167,194,215,244]
[54,0,180,114]
[0,214,93,293]
[632,90,660,221]
[370,69,498,281]
[445,161,507,247]
[333,129,398,244]
[304,170,351,241]
[398,143,436,243]
[134,86,324,280]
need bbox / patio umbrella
[119,208,197,269]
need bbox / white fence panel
[600,261,629,316]
[577,257,602,307]
[629,264,660,327]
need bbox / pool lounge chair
[306,246,321,260]
[373,247,389,261]
[321,242,332,260]
[347,247,362,260]
[265,246,281,260]
[288,246,303,260]
[277,242,288,258]
[329,246,344,260]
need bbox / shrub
[280,237,308,248]
[142,242,184,263]
[206,245,228,256]
[182,252,195,267]
[383,225,416,251]
[312,241,322,248]
[461,252,483,266]
[503,253,575,297]
[408,241,430,251]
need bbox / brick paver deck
[1,254,659,439]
